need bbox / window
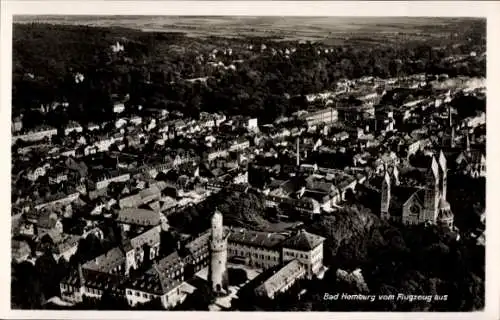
[127,290,131,295]
[135,292,140,297]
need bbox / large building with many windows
[60,210,326,308]
[302,108,338,127]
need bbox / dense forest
[13,20,486,128]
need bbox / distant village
[11,39,486,310]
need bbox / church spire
[380,170,391,220]
[438,150,447,200]
[423,156,440,223]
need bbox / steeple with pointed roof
[438,150,447,200]
[392,165,400,186]
[380,171,391,220]
[424,156,440,223]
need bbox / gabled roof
[281,229,325,251]
[403,188,426,208]
[53,234,81,254]
[82,247,126,273]
[160,197,178,211]
[81,269,126,294]
[228,228,287,249]
[12,240,31,259]
[185,231,210,256]
[148,201,161,213]
[117,208,160,227]
[130,226,161,250]
[36,210,59,229]
[256,260,305,297]
[148,251,183,275]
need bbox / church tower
[380,171,391,220]
[423,156,440,223]
[438,150,447,200]
[209,210,228,295]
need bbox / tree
[228,268,248,286]
[11,261,44,309]
[99,290,130,310]
[174,283,215,310]
[135,297,164,310]
[35,251,60,299]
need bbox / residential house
[12,239,32,263]
[12,126,58,144]
[117,208,161,232]
[64,122,83,135]
[125,273,188,309]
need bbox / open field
[13,16,484,45]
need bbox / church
[380,150,454,228]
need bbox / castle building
[60,210,326,308]
[380,151,454,227]
[281,230,325,279]
[209,210,229,295]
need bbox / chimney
[448,105,452,128]
[296,137,300,167]
[78,263,85,287]
[451,127,456,148]
[466,132,471,153]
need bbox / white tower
[209,210,228,295]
